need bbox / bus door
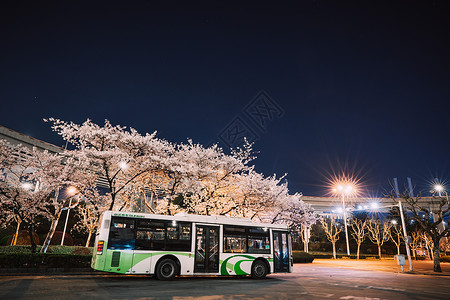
[273,231,290,272]
[194,225,219,273]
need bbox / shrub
[6,230,39,246]
[0,235,12,246]
[0,245,94,255]
[0,253,91,268]
[441,256,450,263]
[71,247,92,256]
[50,231,74,246]
[293,251,314,263]
[0,245,41,253]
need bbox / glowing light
[337,207,343,213]
[434,184,444,192]
[370,202,379,209]
[391,220,397,225]
[67,186,77,196]
[21,182,33,190]
[329,174,361,199]
[357,205,363,210]
[345,185,353,194]
[363,205,368,209]
[172,220,177,226]
[119,161,128,170]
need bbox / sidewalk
[311,259,450,276]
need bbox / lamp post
[397,199,413,272]
[61,186,77,245]
[432,183,448,234]
[358,201,413,271]
[335,184,352,256]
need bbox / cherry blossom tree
[0,140,63,252]
[46,118,173,211]
[72,189,109,247]
[40,156,92,253]
[155,140,255,216]
[45,118,314,234]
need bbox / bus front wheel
[156,258,178,280]
[251,260,268,279]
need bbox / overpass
[301,195,448,217]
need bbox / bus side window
[166,222,191,251]
[223,226,247,253]
[108,218,135,250]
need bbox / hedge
[0,253,92,268]
[441,256,450,263]
[0,245,93,255]
[292,251,314,263]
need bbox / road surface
[1,262,449,299]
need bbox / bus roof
[104,210,290,230]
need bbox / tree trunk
[397,245,400,255]
[332,241,336,259]
[356,243,361,260]
[28,223,36,253]
[433,238,442,272]
[40,208,62,253]
[85,230,93,247]
[377,244,382,259]
[11,220,21,246]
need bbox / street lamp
[333,183,354,256]
[61,186,78,246]
[365,201,413,272]
[433,183,448,202]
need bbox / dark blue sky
[1,0,449,196]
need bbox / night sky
[1,0,450,197]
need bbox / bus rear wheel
[251,260,268,279]
[156,258,178,280]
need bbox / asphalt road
[1,263,449,299]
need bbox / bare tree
[366,219,392,259]
[408,230,421,260]
[350,218,367,259]
[398,194,450,272]
[320,218,342,259]
[389,223,404,255]
[440,237,450,256]
[423,232,434,261]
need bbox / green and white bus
[91,211,292,280]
